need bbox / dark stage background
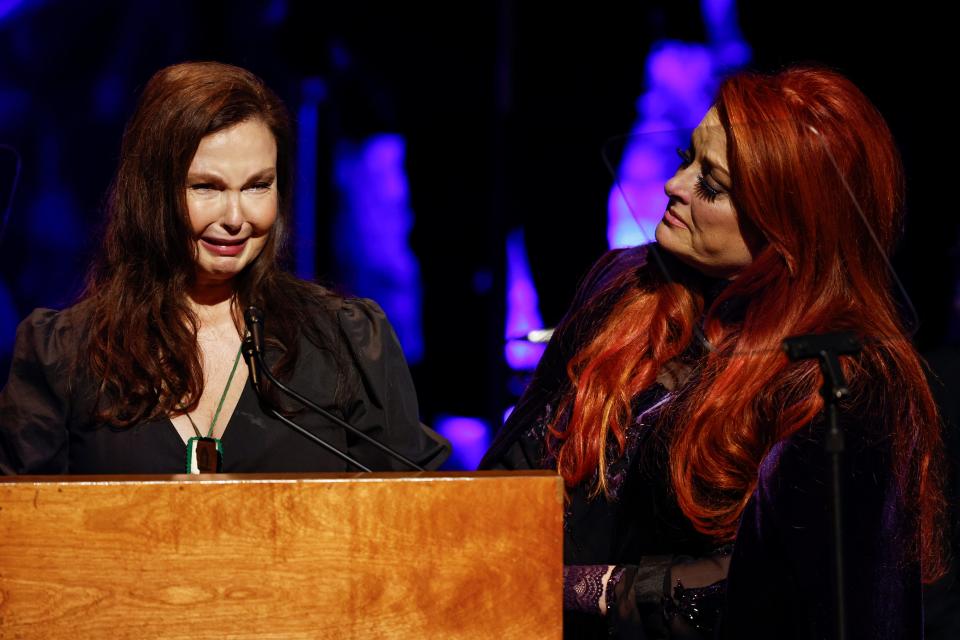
[0,1,957,631]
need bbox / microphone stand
[783,331,860,640]
[242,335,372,471]
[243,308,425,472]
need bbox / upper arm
[0,309,72,474]
[336,298,444,470]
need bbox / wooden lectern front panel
[0,472,562,639]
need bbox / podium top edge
[0,470,559,486]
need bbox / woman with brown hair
[0,61,445,474]
[482,67,947,638]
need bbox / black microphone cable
[243,306,425,472]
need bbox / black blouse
[0,297,446,475]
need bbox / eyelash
[695,176,720,202]
[676,147,722,203]
[188,182,273,192]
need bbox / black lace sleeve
[612,550,729,639]
[562,546,732,640]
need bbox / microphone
[783,330,863,639]
[243,305,370,471]
[241,333,259,386]
[242,306,425,472]
[242,306,264,387]
[244,306,265,355]
[783,331,860,400]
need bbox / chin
[653,220,666,244]
[198,264,244,283]
[654,223,684,256]
[651,239,711,277]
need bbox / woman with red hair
[482,67,947,638]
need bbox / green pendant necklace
[185,344,243,474]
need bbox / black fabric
[922,345,960,640]
[481,244,922,639]
[0,297,446,474]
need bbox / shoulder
[4,306,92,416]
[271,277,390,336]
[294,293,392,345]
[556,244,652,340]
[335,297,389,331]
[545,244,653,365]
[332,297,402,361]
[283,288,401,363]
[11,306,86,369]
[557,243,669,344]
[481,247,652,469]
[323,297,414,413]
[573,244,650,302]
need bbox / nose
[222,190,244,233]
[664,166,692,204]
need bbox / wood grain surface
[0,471,562,639]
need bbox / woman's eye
[676,147,694,167]
[694,174,722,202]
[189,183,214,191]
[246,181,273,192]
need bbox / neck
[187,279,237,328]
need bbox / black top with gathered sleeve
[0,297,447,474]
[480,245,922,639]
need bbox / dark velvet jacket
[481,245,922,639]
[0,297,447,474]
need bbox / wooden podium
[0,471,562,639]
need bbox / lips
[663,208,689,230]
[200,237,248,257]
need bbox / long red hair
[548,67,948,582]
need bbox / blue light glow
[333,134,424,363]
[0,283,16,360]
[262,0,287,26]
[0,0,27,22]
[294,77,326,281]
[505,227,545,370]
[92,71,124,120]
[434,415,491,470]
[607,0,750,249]
[26,187,81,250]
[0,144,22,245]
[0,88,29,123]
[702,0,752,69]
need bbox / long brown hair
[547,67,948,582]
[78,61,342,425]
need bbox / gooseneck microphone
[243,306,425,472]
[243,306,263,387]
[245,306,266,357]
